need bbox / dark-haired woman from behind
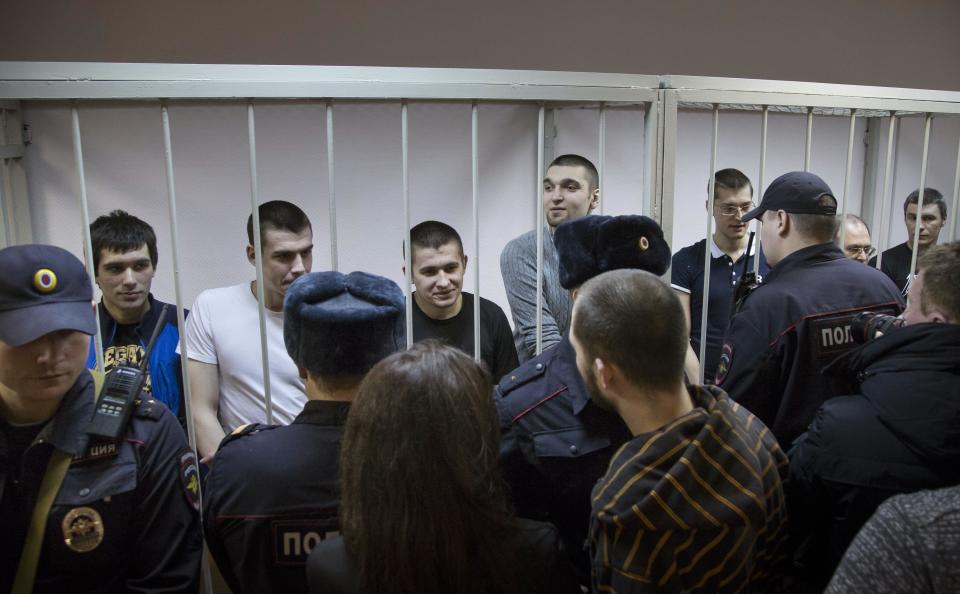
[306,340,580,594]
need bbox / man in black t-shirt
[869,188,948,294]
[408,221,519,381]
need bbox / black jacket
[788,322,960,589]
[494,337,632,585]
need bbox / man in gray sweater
[500,154,599,362]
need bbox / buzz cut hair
[917,241,960,322]
[573,269,687,392]
[409,220,464,257]
[246,200,311,247]
[904,187,947,220]
[548,154,599,191]
[90,209,158,272]
[711,168,754,201]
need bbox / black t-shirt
[412,292,520,382]
[869,242,914,294]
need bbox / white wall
[21,100,960,322]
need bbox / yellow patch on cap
[33,268,58,293]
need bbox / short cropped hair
[549,154,599,191]
[410,220,464,257]
[573,269,687,392]
[917,241,960,322]
[711,168,753,201]
[246,200,311,246]
[90,210,158,272]
[904,188,947,220]
[791,196,840,242]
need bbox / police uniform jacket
[495,337,631,583]
[203,399,348,594]
[0,370,203,594]
[788,322,960,589]
[716,242,903,446]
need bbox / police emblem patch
[715,343,733,385]
[62,506,104,553]
[33,268,58,293]
[179,450,201,511]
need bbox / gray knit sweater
[825,485,960,594]
[499,227,572,363]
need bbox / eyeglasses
[845,246,877,258]
[716,203,755,217]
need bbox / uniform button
[79,488,90,497]
[535,363,544,371]
[569,444,579,454]
[510,375,517,381]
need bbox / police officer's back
[203,271,405,594]
[496,214,672,584]
[716,172,903,446]
[0,244,202,594]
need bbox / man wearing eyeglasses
[671,169,769,383]
[836,214,875,263]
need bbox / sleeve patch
[179,449,201,511]
[715,343,733,385]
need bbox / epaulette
[218,422,279,448]
[496,359,549,398]
[131,397,165,421]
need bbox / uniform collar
[36,370,95,456]
[764,242,844,284]
[293,399,351,427]
[551,337,592,416]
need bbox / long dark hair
[340,340,520,594]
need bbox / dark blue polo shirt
[671,238,769,382]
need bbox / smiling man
[183,200,313,460]
[408,221,517,381]
[87,210,186,424]
[500,154,600,362]
[869,188,948,294]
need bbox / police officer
[496,214,672,584]
[0,244,202,594]
[716,171,903,447]
[203,271,405,594]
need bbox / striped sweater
[589,385,789,593]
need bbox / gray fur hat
[283,271,406,377]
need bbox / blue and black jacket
[86,294,188,426]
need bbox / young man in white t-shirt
[183,200,314,460]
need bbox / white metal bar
[803,107,814,171]
[753,106,769,273]
[535,105,545,356]
[907,114,933,281]
[952,131,960,242]
[71,104,105,374]
[698,105,719,385]
[875,115,899,269]
[657,92,678,260]
[402,101,413,349]
[0,62,660,103]
[246,101,274,424]
[838,110,858,249]
[598,103,606,215]
[0,144,24,159]
[671,89,960,116]
[471,102,481,363]
[0,159,8,249]
[159,103,214,594]
[326,101,338,271]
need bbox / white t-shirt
[180,282,306,432]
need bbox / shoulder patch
[496,360,548,397]
[179,449,201,511]
[131,397,164,421]
[715,343,733,386]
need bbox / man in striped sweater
[570,268,789,593]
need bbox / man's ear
[589,188,600,211]
[594,357,612,391]
[570,287,580,302]
[298,366,308,380]
[246,245,256,265]
[462,253,468,272]
[777,211,790,236]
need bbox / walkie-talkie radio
[730,231,762,319]
[87,305,169,440]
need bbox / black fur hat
[555,215,671,289]
[283,271,406,377]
